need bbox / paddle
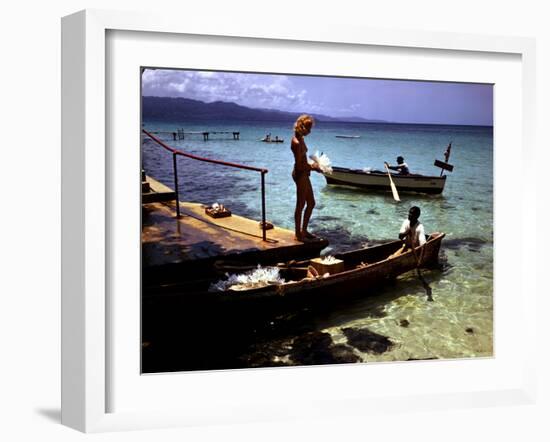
[408,235,434,302]
[384,164,401,202]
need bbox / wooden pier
[142,177,328,285]
[141,172,176,203]
[145,129,240,141]
[177,129,240,141]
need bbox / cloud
[337,103,362,114]
[142,69,319,113]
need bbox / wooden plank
[142,200,327,278]
[142,176,176,203]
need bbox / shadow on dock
[142,176,328,286]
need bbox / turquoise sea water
[142,119,493,364]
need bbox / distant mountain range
[142,96,388,124]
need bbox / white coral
[320,255,339,264]
[309,151,333,174]
[209,265,285,292]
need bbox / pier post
[261,171,266,241]
[172,153,181,218]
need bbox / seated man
[389,206,426,259]
[384,156,410,175]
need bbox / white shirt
[400,219,426,247]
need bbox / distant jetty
[145,128,240,141]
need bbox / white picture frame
[61,9,537,433]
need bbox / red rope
[142,129,268,174]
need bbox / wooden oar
[384,164,401,202]
[409,241,434,302]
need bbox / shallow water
[142,119,493,368]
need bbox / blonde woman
[291,115,321,241]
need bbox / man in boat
[384,156,410,175]
[389,206,426,259]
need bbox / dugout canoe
[143,233,445,305]
[323,166,447,194]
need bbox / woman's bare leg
[301,179,316,237]
[294,177,307,240]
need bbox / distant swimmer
[384,156,410,175]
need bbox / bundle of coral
[309,151,333,174]
[319,255,339,264]
[209,265,285,292]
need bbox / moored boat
[260,136,284,143]
[323,166,447,194]
[144,233,445,305]
[335,135,361,139]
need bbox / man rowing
[388,206,426,259]
[384,156,410,175]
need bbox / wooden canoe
[143,233,445,305]
[324,166,447,194]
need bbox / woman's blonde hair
[294,114,314,137]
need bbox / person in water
[389,206,426,259]
[291,114,321,241]
[385,156,410,175]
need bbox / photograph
[140,68,493,373]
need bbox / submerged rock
[290,331,359,365]
[330,344,361,364]
[242,338,292,368]
[443,237,488,252]
[310,226,370,254]
[342,327,394,354]
[315,215,340,222]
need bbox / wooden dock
[144,129,240,141]
[141,173,176,203]
[142,177,328,285]
[177,129,240,141]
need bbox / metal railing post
[142,130,269,232]
[172,152,181,218]
[261,171,266,241]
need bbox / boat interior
[144,236,442,296]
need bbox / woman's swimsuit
[291,138,310,182]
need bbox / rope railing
[142,129,269,241]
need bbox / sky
[142,69,493,126]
